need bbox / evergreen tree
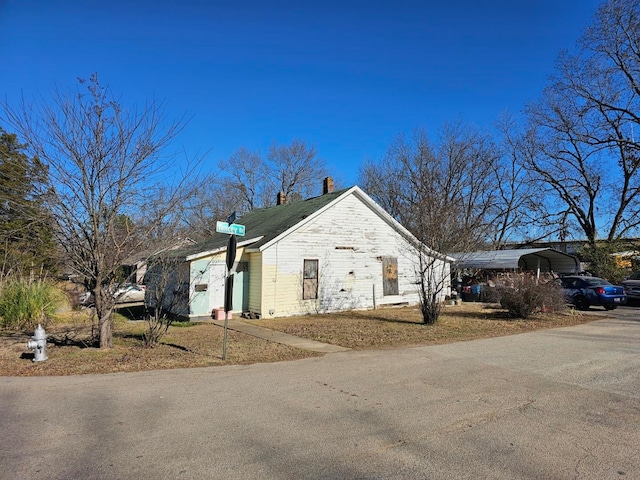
[0,128,55,277]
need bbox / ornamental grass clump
[0,277,61,330]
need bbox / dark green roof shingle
[182,188,350,257]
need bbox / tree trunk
[99,314,113,349]
[94,284,114,348]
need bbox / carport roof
[450,248,579,274]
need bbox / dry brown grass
[0,311,320,376]
[0,303,598,376]
[257,303,597,349]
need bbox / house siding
[186,246,255,317]
[190,258,212,315]
[186,252,225,317]
[258,193,438,318]
[147,260,191,318]
[179,187,451,320]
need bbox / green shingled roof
[182,188,351,258]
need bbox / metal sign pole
[222,309,229,360]
[215,218,244,361]
[222,275,234,360]
[221,234,237,361]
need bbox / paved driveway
[1,315,639,480]
[608,301,640,320]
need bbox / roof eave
[186,236,264,261]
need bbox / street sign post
[217,219,245,360]
[216,221,245,236]
[224,233,237,317]
[226,211,241,224]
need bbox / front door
[209,263,226,311]
[232,262,249,312]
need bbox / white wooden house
[160,181,452,320]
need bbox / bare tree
[361,124,499,254]
[120,187,198,347]
[177,173,246,241]
[2,74,200,348]
[141,251,190,347]
[266,140,327,201]
[215,139,327,213]
[525,0,640,247]
[490,113,549,247]
[360,124,498,322]
[218,147,270,211]
[411,242,452,324]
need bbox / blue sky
[1,0,601,188]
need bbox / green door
[232,262,249,312]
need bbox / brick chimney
[323,176,334,194]
[276,191,286,205]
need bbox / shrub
[495,275,566,319]
[0,277,61,330]
[580,243,628,284]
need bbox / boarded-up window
[303,259,319,300]
[382,256,399,296]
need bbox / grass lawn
[257,303,596,349]
[0,303,597,376]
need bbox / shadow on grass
[116,306,147,320]
[161,342,196,353]
[48,334,98,348]
[328,311,423,325]
[343,305,517,324]
[443,308,516,321]
[119,332,198,354]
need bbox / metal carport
[450,248,580,275]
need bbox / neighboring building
[157,180,452,320]
[122,238,196,284]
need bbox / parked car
[78,290,94,306]
[113,284,146,303]
[558,276,626,310]
[78,284,146,306]
[621,272,640,302]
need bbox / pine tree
[0,128,56,277]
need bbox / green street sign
[216,221,246,236]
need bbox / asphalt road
[1,311,639,480]
[602,301,640,320]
